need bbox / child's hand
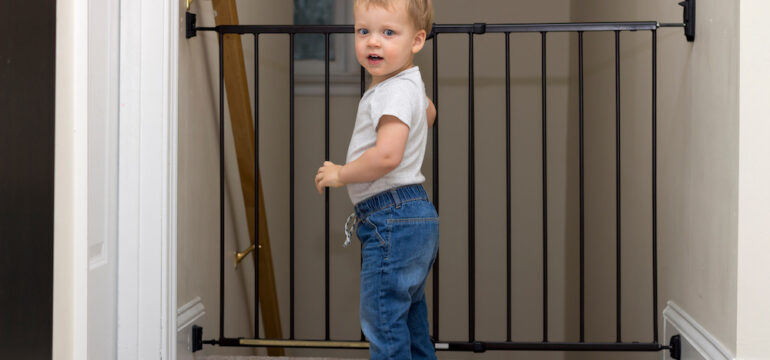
[315,161,345,194]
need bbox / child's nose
[367,35,381,47]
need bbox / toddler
[314,0,438,358]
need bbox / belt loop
[390,188,401,208]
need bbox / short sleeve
[369,79,420,130]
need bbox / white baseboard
[177,296,206,332]
[177,297,206,359]
[663,301,734,360]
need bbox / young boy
[314,0,438,358]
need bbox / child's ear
[411,29,426,54]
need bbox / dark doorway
[0,1,56,359]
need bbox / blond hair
[354,0,434,34]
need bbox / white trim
[73,0,89,356]
[161,1,179,360]
[70,0,90,357]
[87,243,108,270]
[117,0,177,358]
[53,0,90,357]
[177,297,206,332]
[663,301,734,360]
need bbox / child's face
[354,0,426,85]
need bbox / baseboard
[663,301,734,360]
[177,297,206,358]
[177,296,206,332]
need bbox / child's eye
[357,28,369,35]
[384,29,395,36]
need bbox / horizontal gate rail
[191,21,684,38]
[195,337,667,353]
[186,1,695,358]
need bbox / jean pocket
[360,210,391,249]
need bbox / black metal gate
[187,1,695,357]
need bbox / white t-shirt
[345,66,429,205]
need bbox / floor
[202,357,364,360]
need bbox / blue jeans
[354,184,439,360]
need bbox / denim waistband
[354,184,429,220]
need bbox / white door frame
[116,0,179,359]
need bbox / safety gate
[187,0,695,357]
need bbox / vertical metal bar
[505,31,512,343]
[467,32,476,343]
[541,31,549,343]
[615,30,622,343]
[324,32,331,341]
[431,33,440,342]
[578,31,585,343]
[254,33,260,340]
[651,29,659,344]
[360,66,366,95]
[218,32,225,340]
[360,64,366,343]
[289,32,295,340]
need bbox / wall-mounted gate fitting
[668,335,682,359]
[680,0,696,41]
[184,0,697,356]
[185,12,196,39]
[191,325,218,352]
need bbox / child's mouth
[367,55,383,64]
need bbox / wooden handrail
[212,0,284,355]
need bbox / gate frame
[184,1,695,358]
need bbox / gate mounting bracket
[679,0,695,41]
[668,335,682,359]
[191,325,219,352]
[186,11,197,39]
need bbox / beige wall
[569,1,740,359]
[178,0,749,359]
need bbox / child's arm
[427,97,436,127]
[315,116,409,194]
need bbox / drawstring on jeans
[344,212,359,247]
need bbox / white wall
[736,1,770,359]
[56,0,178,359]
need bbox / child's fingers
[315,173,325,194]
